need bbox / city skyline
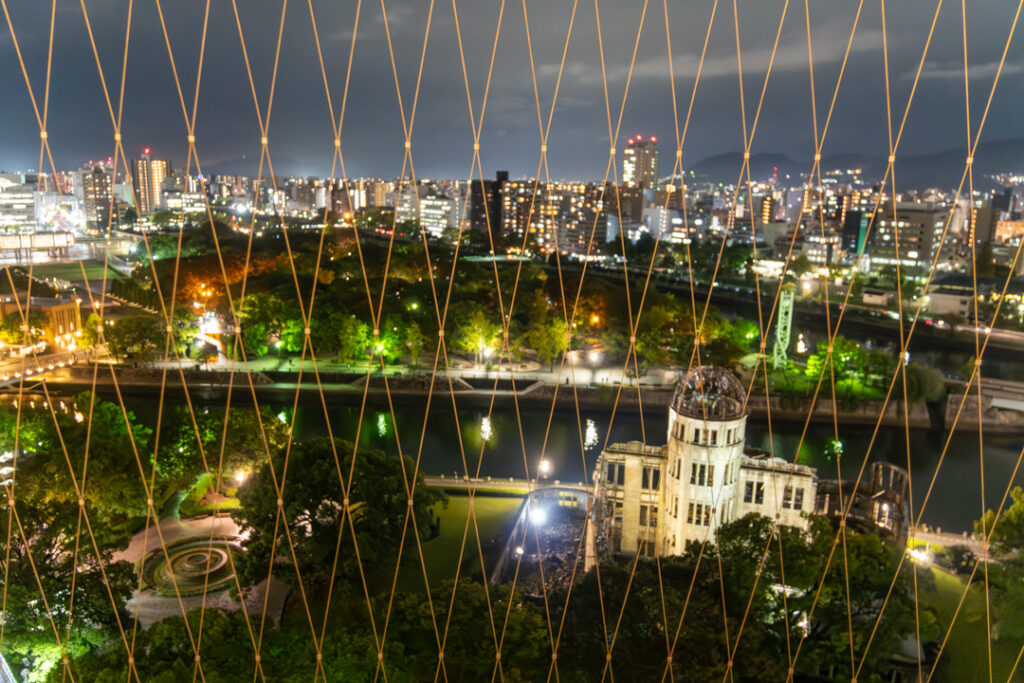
[2,0,1023,180]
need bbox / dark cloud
[1,0,1021,182]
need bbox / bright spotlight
[907,547,932,567]
[515,546,524,556]
[234,471,248,484]
[529,506,548,527]
[588,351,601,365]
[539,459,552,476]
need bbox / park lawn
[922,567,1021,681]
[28,260,123,284]
[396,493,523,592]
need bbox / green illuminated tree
[454,309,501,365]
[405,320,428,367]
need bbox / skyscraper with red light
[623,135,660,190]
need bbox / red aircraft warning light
[144,147,151,155]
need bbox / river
[214,394,1024,535]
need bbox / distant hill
[687,138,1024,190]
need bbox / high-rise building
[623,135,659,189]
[81,165,113,232]
[470,170,508,233]
[872,202,950,271]
[131,149,170,214]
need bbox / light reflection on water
[182,398,1024,533]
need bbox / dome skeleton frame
[671,365,747,422]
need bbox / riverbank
[32,364,1024,434]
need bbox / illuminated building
[470,171,508,233]
[0,174,36,231]
[594,367,817,557]
[81,165,113,232]
[0,293,82,350]
[131,149,170,214]
[872,202,950,271]
[623,135,659,189]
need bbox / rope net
[0,0,1022,681]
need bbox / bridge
[422,474,590,496]
[0,351,79,388]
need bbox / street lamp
[538,459,552,477]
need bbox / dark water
[223,395,1024,534]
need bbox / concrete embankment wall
[43,367,1024,433]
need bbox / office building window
[794,488,804,511]
[744,481,753,503]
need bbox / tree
[405,320,428,367]
[104,315,162,360]
[157,406,290,488]
[0,396,149,681]
[59,609,259,683]
[237,293,286,357]
[790,253,813,278]
[454,309,501,365]
[232,438,446,590]
[898,361,946,405]
[79,312,102,349]
[338,316,371,364]
[525,316,568,370]
[11,393,156,538]
[975,487,1024,640]
[5,494,135,683]
[0,310,48,345]
[279,318,305,354]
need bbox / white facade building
[594,366,817,558]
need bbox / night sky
[1,0,1022,181]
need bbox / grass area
[764,369,887,402]
[395,493,523,592]
[27,260,124,284]
[922,567,1021,681]
[908,537,945,552]
[178,473,241,517]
